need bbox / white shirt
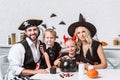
[5,37,41,79]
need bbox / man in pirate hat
[67,13,107,69]
[5,19,48,80]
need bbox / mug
[50,67,56,74]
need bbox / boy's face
[65,40,77,54]
[44,31,56,46]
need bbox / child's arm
[40,45,51,68]
[43,52,51,68]
[54,58,61,67]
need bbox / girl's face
[44,31,56,46]
[65,40,77,55]
[75,26,88,41]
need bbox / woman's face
[44,31,56,46]
[75,26,88,41]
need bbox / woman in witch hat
[68,14,107,69]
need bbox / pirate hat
[18,19,43,30]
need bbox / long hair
[75,27,93,55]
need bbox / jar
[11,33,16,44]
[8,35,11,44]
[113,38,119,45]
[20,33,25,41]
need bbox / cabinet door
[104,50,120,69]
[0,47,10,55]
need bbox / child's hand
[40,45,45,53]
[61,56,69,60]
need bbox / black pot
[60,59,77,72]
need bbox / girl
[40,28,61,69]
[54,35,79,69]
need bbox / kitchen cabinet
[0,44,11,78]
[103,45,120,69]
[0,45,11,55]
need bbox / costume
[78,40,101,65]
[59,52,79,72]
[60,53,79,62]
[40,42,61,68]
[4,37,42,80]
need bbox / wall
[0,0,120,45]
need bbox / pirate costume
[4,19,43,80]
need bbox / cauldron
[60,58,77,72]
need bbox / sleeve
[55,42,61,52]
[8,43,25,75]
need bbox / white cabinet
[0,45,11,78]
[0,45,11,55]
[103,45,120,69]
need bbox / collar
[26,37,40,46]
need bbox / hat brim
[18,19,43,30]
[68,22,96,37]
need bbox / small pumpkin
[101,41,108,46]
[87,69,98,78]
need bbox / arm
[40,45,51,68]
[43,52,51,68]
[8,44,48,77]
[20,69,47,76]
[93,45,107,69]
[84,45,107,69]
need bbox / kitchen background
[0,0,120,78]
[0,0,120,45]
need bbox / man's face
[25,26,40,41]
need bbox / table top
[30,68,120,80]
[103,45,120,50]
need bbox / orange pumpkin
[101,41,108,46]
[87,69,98,78]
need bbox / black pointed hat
[68,13,96,37]
[18,19,43,30]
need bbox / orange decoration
[87,69,98,78]
[101,41,108,46]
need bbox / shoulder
[11,43,24,49]
[60,52,68,57]
[54,42,62,49]
[10,43,25,53]
[92,40,101,46]
[8,43,25,56]
[54,42,61,46]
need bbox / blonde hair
[75,26,93,54]
[43,28,57,39]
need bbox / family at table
[4,14,107,80]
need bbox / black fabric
[40,42,61,68]
[21,40,36,70]
[78,40,101,65]
[59,52,79,62]
[59,52,79,72]
[21,39,42,69]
